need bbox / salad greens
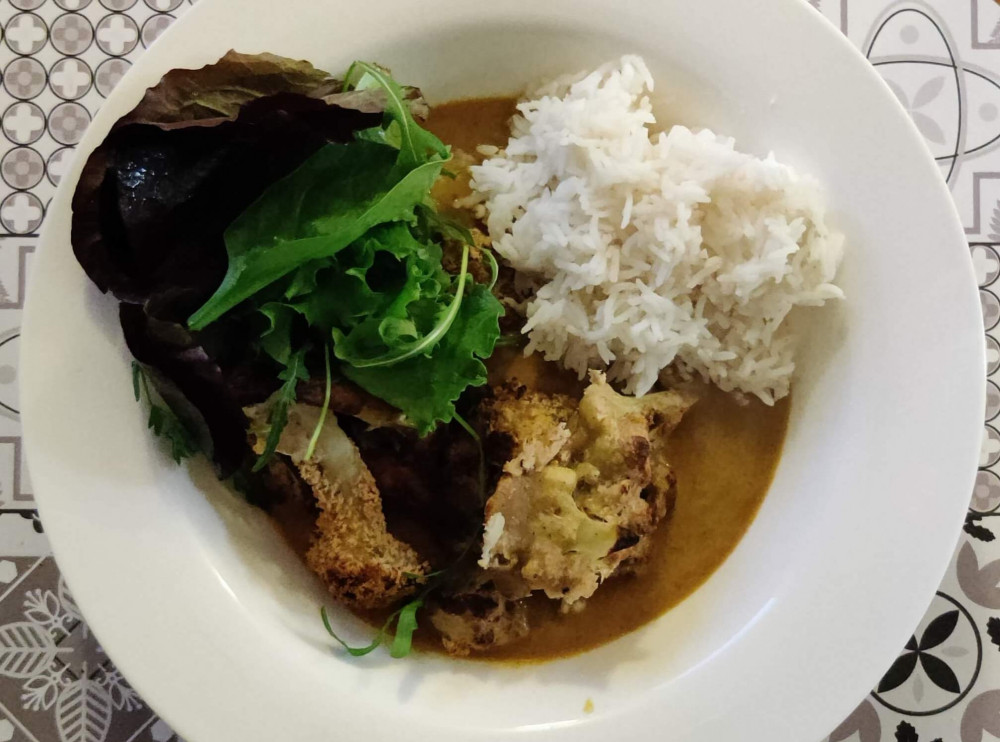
[251,347,308,472]
[186,145,445,327]
[132,362,200,464]
[74,51,506,661]
[188,61,451,329]
[74,51,499,472]
[323,411,486,659]
[321,599,424,659]
[188,61,503,441]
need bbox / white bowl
[19,0,984,740]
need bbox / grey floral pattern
[94,13,138,55]
[887,76,947,144]
[45,146,71,185]
[2,102,45,145]
[972,470,1000,513]
[4,13,47,55]
[139,12,170,47]
[3,58,46,101]
[93,57,128,96]
[50,12,95,55]
[98,0,136,10]
[49,57,93,100]
[873,594,983,715]
[47,101,89,145]
[1,148,44,189]
[982,290,1000,332]
[0,0,204,737]
[0,192,42,234]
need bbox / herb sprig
[320,412,487,659]
[252,348,308,472]
[131,362,200,464]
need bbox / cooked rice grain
[468,56,844,403]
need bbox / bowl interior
[170,18,850,718]
[19,1,983,741]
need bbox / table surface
[0,0,995,740]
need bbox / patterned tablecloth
[0,0,995,740]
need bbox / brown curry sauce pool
[282,97,791,662]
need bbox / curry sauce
[412,99,792,660]
[483,384,789,660]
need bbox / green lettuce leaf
[188,143,444,329]
[188,142,443,329]
[258,302,297,365]
[342,283,502,433]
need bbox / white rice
[467,56,844,404]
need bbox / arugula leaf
[132,361,142,402]
[188,143,445,329]
[283,259,326,301]
[389,599,424,658]
[343,283,502,433]
[304,345,332,461]
[252,347,308,472]
[147,406,200,464]
[321,605,392,657]
[321,596,424,659]
[345,62,449,169]
[132,362,200,464]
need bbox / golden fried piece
[428,581,529,656]
[246,401,426,610]
[479,372,694,609]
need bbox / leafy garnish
[334,243,470,369]
[147,406,200,464]
[345,61,449,169]
[389,599,424,658]
[132,362,200,464]
[321,605,393,657]
[343,283,502,433]
[320,595,424,659]
[76,51,505,551]
[188,144,445,328]
[321,412,488,659]
[304,344,332,461]
[189,61,453,329]
[322,594,427,659]
[184,59,503,434]
[252,347,308,472]
[258,302,296,365]
[72,51,386,475]
[121,51,333,128]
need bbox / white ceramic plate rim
[19,0,985,741]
